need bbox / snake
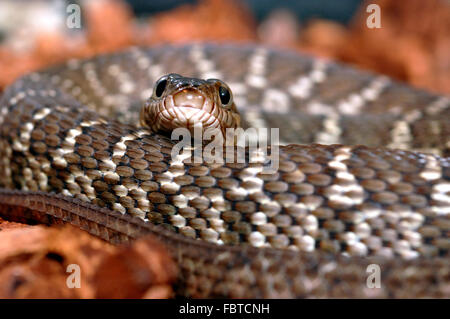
[0,43,449,298]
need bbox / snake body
[0,44,449,298]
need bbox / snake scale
[0,44,449,298]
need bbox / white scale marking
[109,130,153,217]
[288,59,327,99]
[388,109,422,151]
[262,88,290,113]
[326,146,364,207]
[308,76,389,144]
[190,45,223,79]
[245,48,268,88]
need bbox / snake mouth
[158,106,219,129]
[154,88,222,134]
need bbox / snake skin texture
[0,44,449,298]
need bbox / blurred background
[0,0,448,94]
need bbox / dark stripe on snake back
[0,44,449,298]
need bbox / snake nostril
[173,89,205,109]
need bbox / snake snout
[153,87,219,134]
[173,88,205,109]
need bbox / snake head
[140,73,241,139]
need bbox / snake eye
[155,78,167,98]
[219,86,231,106]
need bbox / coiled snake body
[0,44,449,298]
